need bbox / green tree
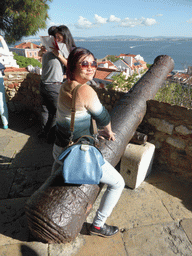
[147,64,152,69]
[106,55,120,63]
[155,81,192,109]
[13,52,42,68]
[0,0,52,44]
[108,70,146,92]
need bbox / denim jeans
[0,77,8,128]
[52,143,125,227]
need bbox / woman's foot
[90,223,119,237]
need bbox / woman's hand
[52,48,60,58]
[51,48,68,67]
[98,122,116,141]
[98,129,116,141]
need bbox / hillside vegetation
[13,53,42,68]
[110,72,192,109]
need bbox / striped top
[55,82,110,146]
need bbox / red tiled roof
[174,73,189,79]
[117,53,136,58]
[14,42,40,49]
[95,69,113,81]
[127,54,136,57]
[97,60,117,69]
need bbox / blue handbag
[58,140,104,184]
[58,85,104,185]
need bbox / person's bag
[58,138,104,184]
[57,84,105,185]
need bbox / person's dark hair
[48,26,57,37]
[67,47,96,81]
[55,25,76,52]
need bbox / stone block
[180,218,192,243]
[175,125,192,135]
[120,142,155,189]
[76,233,126,256]
[166,137,186,149]
[0,242,48,256]
[0,168,16,199]
[123,221,192,256]
[108,183,172,229]
[148,118,174,135]
[9,166,51,198]
[0,198,30,245]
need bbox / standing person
[52,25,76,76]
[52,47,125,237]
[0,62,8,129]
[38,25,76,142]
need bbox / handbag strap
[69,84,98,145]
[70,84,82,133]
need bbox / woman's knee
[106,173,125,192]
[115,174,125,190]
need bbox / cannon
[25,55,174,243]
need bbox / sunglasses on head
[80,60,97,69]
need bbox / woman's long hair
[55,25,76,53]
[66,47,96,81]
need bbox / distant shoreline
[8,38,192,71]
[8,36,192,46]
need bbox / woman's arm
[79,85,115,141]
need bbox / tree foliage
[146,63,152,69]
[108,71,192,109]
[107,71,145,92]
[106,55,120,63]
[13,52,42,68]
[155,81,192,109]
[0,0,52,44]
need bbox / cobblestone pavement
[1,111,192,256]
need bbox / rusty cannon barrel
[100,55,174,166]
[25,55,174,243]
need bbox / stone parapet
[4,69,41,113]
[139,100,192,181]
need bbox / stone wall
[3,69,124,114]
[138,100,192,181]
[3,71,192,181]
[4,68,41,113]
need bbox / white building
[0,36,19,68]
[9,42,41,62]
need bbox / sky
[36,0,192,38]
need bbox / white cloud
[94,14,107,24]
[142,18,157,26]
[120,18,139,27]
[108,15,121,22]
[119,17,157,27]
[187,18,192,23]
[75,16,93,29]
[75,15,157,29]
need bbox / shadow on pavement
[0,110,54,243]
[146,163,192,213]
[20,244,39,256]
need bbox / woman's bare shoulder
[79,83,96,95]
